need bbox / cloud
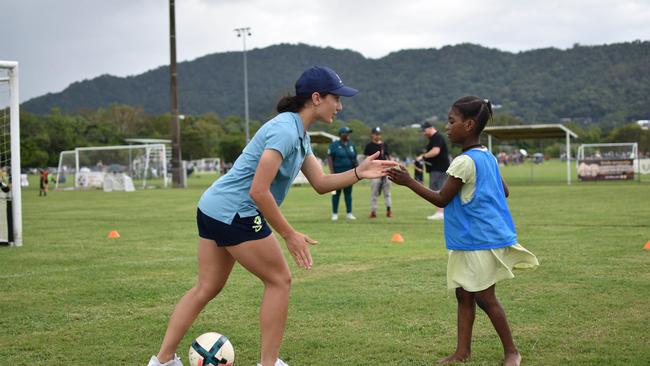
[1,0,649,101]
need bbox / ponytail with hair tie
[452,95,494,135]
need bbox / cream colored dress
[445,150,538,292]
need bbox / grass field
[1,161,649,365]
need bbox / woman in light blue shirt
[148,66,396,366]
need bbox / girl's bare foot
[503,351,521,366]
[436,353,470,364]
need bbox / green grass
[1,163,649,365]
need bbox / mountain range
[22,41,650,128]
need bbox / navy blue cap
[420,121,433,131]
[339,126,352,134]
[295,66,359,97]
[371,127,381,134]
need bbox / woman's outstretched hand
[284,231,317,270]
[387,164,413,186]
[356,151,399,179]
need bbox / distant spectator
[39,168,49,196]
[327,126,358,221]
[364,126,392,218]
[418,121,450,220]
[413,150,425,183]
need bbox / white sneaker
[148,354,183,366]
[257,359,288,366]
[331,213,339,221]
[427,212,444,220]
[346,213,357,220]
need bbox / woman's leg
[156,238,236,362]
[381,177,391,211]
[474,285,520,366]
[225,234,292,366]
[438,288,475,364]
[331,189,342,214]
[370,178,380,214]
[343,185,353,214]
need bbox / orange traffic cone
[644,240,650,250]
[391,233,404,243]
[107,230,121,239]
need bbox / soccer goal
[55,144,169,190]
[0,61,22,246]
[576,143,638,181]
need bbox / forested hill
[23,41,650,127]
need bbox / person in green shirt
[327,127,358,220]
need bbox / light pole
[169,0,184,187]
[234,27,251,143]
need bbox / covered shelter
[484,124,578,184]
[308,131,339,144]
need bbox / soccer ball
[188,332,235,366]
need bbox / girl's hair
[451,96,493,135]
[276,92,330,113]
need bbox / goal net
[55,144,168,190]
[576,143,638,181]
[0,61,22,246]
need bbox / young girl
[147,65,396,366]
[388,96,538,366]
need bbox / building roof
[308,131,339,144]
[124,138,172,144]
[484,124,578,140]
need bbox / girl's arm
[388,166,463,208]
[501,177,510,197]
[301,152,397,194]
[250,149,316,269]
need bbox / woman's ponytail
[276,94,311,113]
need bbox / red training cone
[107,230,121,239]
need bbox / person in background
[413,149,425,183]
[327,126,358,220]
[418,121,450,220]
[364,127,392,218]
[39,168,49,197]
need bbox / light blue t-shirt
[198,112,313,224]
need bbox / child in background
[388,96,538,366]
[39,168,49,196]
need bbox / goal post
[576,143,638,181]
[55,144,169,190]
[0,61,22,246]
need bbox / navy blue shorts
[196,208,272,246]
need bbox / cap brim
[330,86,359,97]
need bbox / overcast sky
[2,0,650,102]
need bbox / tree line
[19,104,650,169]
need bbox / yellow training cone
[391,233,404,243]
[107,230,121,239]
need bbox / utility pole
[169,0,184,187]
[234,27,252,143]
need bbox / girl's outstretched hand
[387,165,413,186]
[356,151,398,179]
